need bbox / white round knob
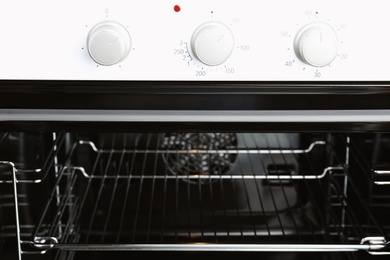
[87,21,131,66]
[294,22,338,67]
[191,22,234,66]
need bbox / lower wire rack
[8,133,389,256]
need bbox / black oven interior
[0,131,389,260]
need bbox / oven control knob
[294,22,338,67]
[87,21,131,66]
[191,22,234,66]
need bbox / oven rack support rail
[2,137,390,185]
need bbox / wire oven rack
[1,132,390,259]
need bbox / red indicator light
[174,5,181,12]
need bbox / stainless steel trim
[0,109,390,122]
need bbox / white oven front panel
[0,0,389,81]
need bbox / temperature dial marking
[294,22,338,67]
[191,21,234,66]
[87,21,131,66]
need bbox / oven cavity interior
[0,132,389,259]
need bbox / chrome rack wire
[0,132,68,184]
[73,138,331,180]
[6,133,389,256]
[339,134,390,186]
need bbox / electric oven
[0,1,389,259]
